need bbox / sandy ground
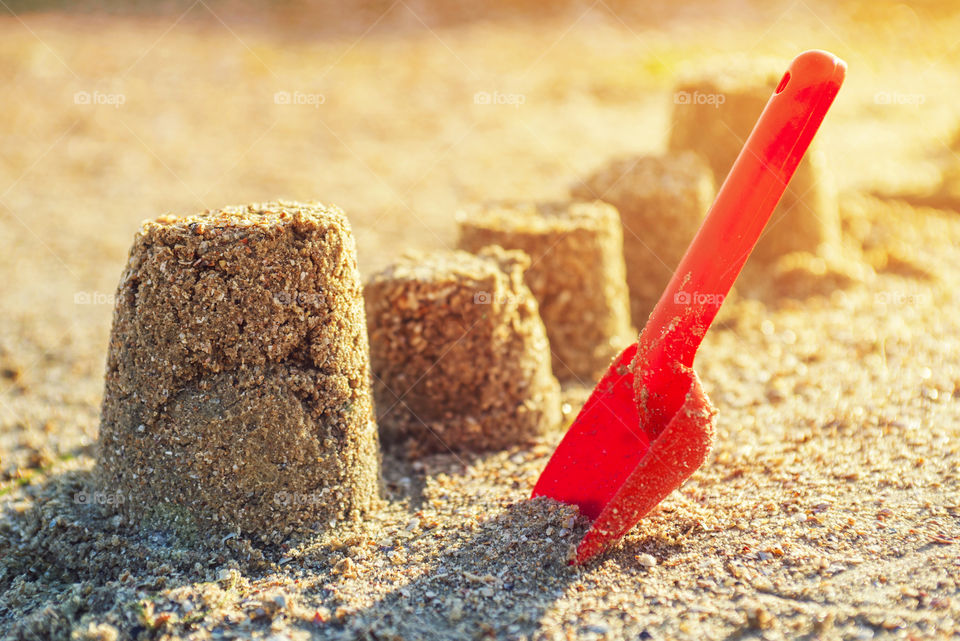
[1,1,959,639]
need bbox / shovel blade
[532,345,716,564]
[531,344,649,520]
[574,367,716,563]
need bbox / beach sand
[1,3,959,639]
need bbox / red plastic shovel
[533,50,846,564]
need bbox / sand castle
[572,152,715,325]
[365,247,562,455]
[96,202,380,541]
[668,57,840,268]
[457,200,634,383]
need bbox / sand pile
[365,247,562,455]
[764,192,952,300]
[572,152,714,324]
[96,202,380,542]
[457,200,634,383]
[668,57,841,272]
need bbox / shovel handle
[635,50,846,433]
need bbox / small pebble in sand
[746,604,774,629]
[636,553,657,568]
[96,201,380,541]
[334,557,358,578]
[365,247,561,455]
[572,152,715,324]
[457,200,634,383]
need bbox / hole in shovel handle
[775,71,790,93]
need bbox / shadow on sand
[328,496,586,640]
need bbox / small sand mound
[841,192,952,282]
[668,56,841,271]
[572,152,714,324]
[769,250,873,300]
[457,200,634,383]
[365,247,562,456]
[96,201,380,543]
